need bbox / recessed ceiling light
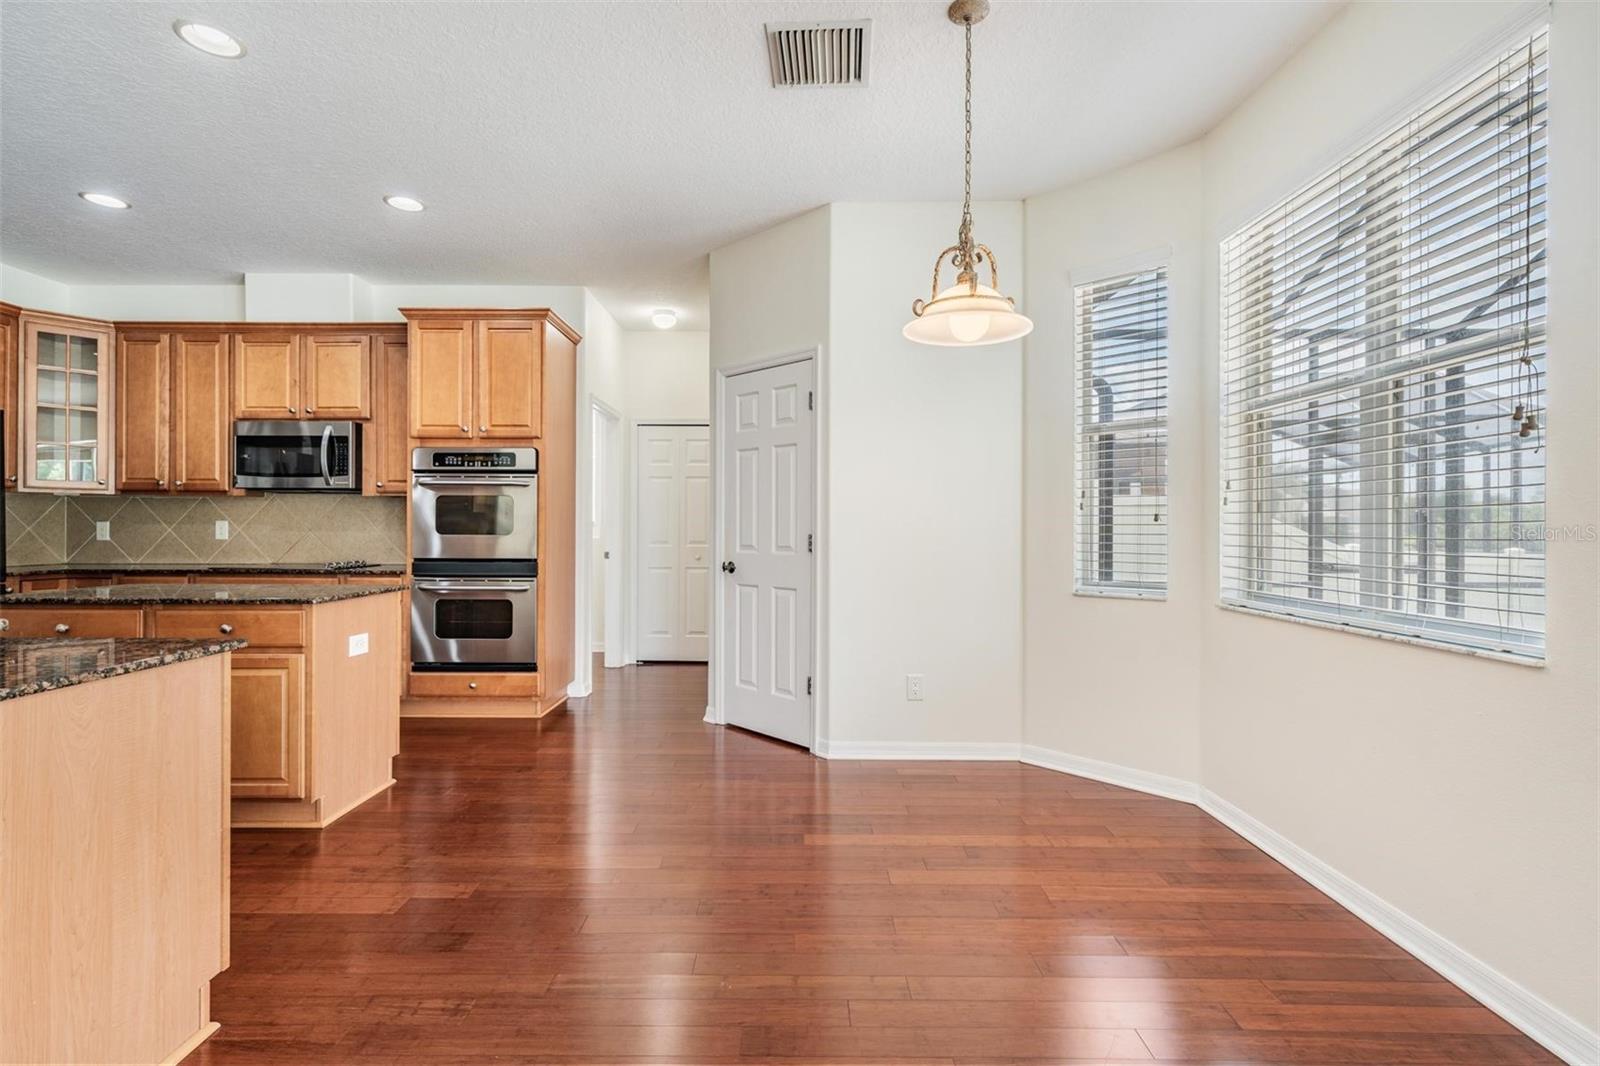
[79,192,130,210]
[174,20,244,58]
[651,309,678,329]
[384,195,425,213]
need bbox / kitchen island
[0,637,238,1065]
[0,583,406,829]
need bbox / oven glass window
[435,494,516,537]
[434,599,515,640]
[236,436,323,479]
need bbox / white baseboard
[703,704,720,724]
[813,739,1020,761]
[1020,744,1199,803]
[566,681,592,699]
[1014,742,1594,1065]
[1197,788,1598,1066]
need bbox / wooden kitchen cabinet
[171,333,232,492]
[0,303,19,488]
[233,333,300,418]
[116,331,170,492]
[303,333,371,419]
[369,333,409,494]
[229,652,307,800]
[408,318,473,438]
[19,312,115,493]
[117,331,230,493]
[475,318,543,438]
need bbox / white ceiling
[0,1,1339,330]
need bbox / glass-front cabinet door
[21,315,114,493]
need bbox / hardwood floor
[192,660,1555,1064]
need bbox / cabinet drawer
[0,608,144,638]
[153,607,306,647]
[407,671,539,699]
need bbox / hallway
[195,662,1552,1064]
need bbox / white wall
[1023,145,1205,783]
[1022,0,1598,1047]
[0,261,72,311]
[1199,0,1597,1037]
[622,331,711,420]
[824,203,1024,752]
[70,283,245,320]
[580,292,626,671]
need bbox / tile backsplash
[6,493,405,569]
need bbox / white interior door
[635,424,711,661]
[720,359,814,747]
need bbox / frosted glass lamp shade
[903,281,1033,347]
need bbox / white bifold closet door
[635,424,711,662]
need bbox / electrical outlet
[215,520,229,540]
[348,632,369,657]
[905,673,925,701]
[94,521,111,541]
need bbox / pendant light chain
[958,16,974,270]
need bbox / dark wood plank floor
[191,659,1555,1064]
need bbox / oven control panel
[413,447,538,474]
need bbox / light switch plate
[215,520,230,540]
[348,632,369,657]
[95,521,111,541]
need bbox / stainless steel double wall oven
[409,447,538,671]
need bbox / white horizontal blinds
[1075,267,1169,594]
[1220,28,1548,658]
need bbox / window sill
[1074,586,1167,602]
[1216,600,1546,668]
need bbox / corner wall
[1022,0,1598,1049]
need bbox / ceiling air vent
[766,20,871,88]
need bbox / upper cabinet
[20,313,115,493]
[1,304,20,488]
[404,309,577,442]
[117,330,232,494]
[303,333,371,419]
[232,332,371,420]
[368,334,409,495]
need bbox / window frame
[1072,262,1172,601]
[1217,24,1550,664]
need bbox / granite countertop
[0,582,408,607]
[6,563,407,577]
[0,637,246,701]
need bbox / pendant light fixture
[904,0,1032,348]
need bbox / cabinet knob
[0,619,9,632]
[375,481,384,488]
[157,479,165,487]
[219,624,234,635]
[5,476,14,484]
[479,425,487,432]
[459,424,468,433]
[289,406,298,414]
[175,480,184,488]
[97,479,106,486]
[467,681,478,690]
[54,623,70,634]
[306,407,315,414]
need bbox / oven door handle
[319,425,334,486]
[414,583,535,593]
[412,475,535,486]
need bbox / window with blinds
[1074,267,1168,596]
[1220,28,1548,659]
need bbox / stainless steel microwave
[234,421,361,492]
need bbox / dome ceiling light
[903,0,1032,348]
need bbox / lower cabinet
[229,653,306,800]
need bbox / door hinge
[806,676,813,696]
[807,532,814,553]
[808,390,814,411]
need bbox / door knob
[721,561,736,574]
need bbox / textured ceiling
[0,1,1339,329]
